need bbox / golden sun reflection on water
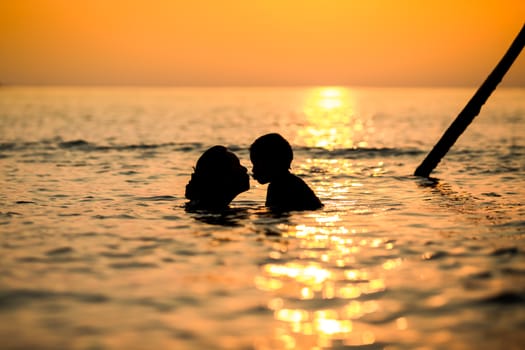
[255,91,399,347]
[255,213,396,349]
[296,87,372,150]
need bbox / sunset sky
[1,0,524,86]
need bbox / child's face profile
[250,155,273,184]
[250,133,292,185]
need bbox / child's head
[185,146,249,209]
[249,133,293,184]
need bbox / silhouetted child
[250,133,323,212]
[185,146,249,210]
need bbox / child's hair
[250,133,293,170]
[185,145,241,201]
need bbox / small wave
[45,246,74,256]
[100,252,134,259]
[490,246,520,256]
[501,267,525,276]
[136,195,177,201]
[0,289,110,308]
[59,139,91,148]
[296,146,425,159]
[1,138,207,154]
[93,214,137,220]
[0,211,22,217]
[2,139,428,159]
[59,139,180,151]
[421,250,451,261]
[481,291,525,305]
[497,220,525,227]
[0,142,17,151]
[109,262,158,269]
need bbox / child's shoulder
[287,172,311,188]
[268,172,323,211]
[270,172,308,190]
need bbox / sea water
[0,87,524,350]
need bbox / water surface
[1,87,524,349]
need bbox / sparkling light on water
[297,87,372,150]
[256,212,393,348]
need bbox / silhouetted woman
[185,146,250,210]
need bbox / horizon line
[1,83,524,89]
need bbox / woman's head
[185,146,249,209]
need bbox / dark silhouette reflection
[416,177,486,220]
[250,208,293,238]
[186,207,250,227]
[250,133,323,212]
[415,176,440,189]
[185,145,249,211]
[416,177,459,201]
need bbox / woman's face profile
[225,152,250,196]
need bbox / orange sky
[0,0,524,86]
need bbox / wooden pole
[414,23,525,177]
